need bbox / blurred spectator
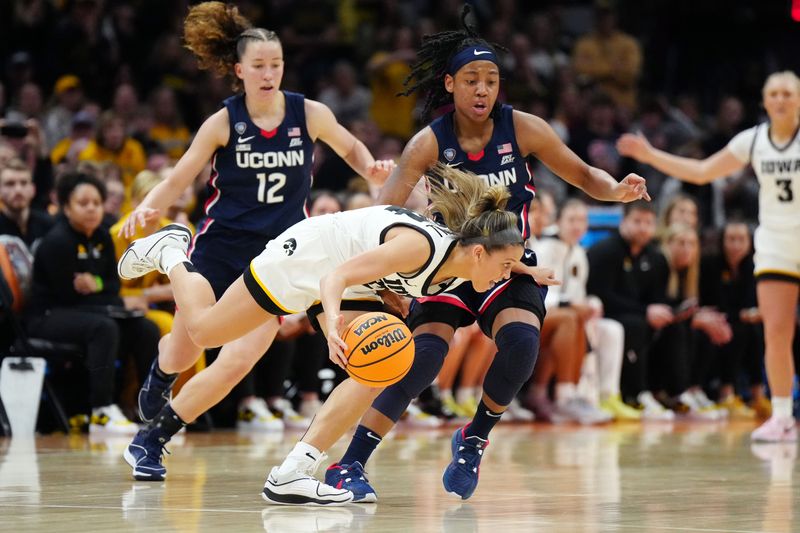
[503,33,547,103]
[344,191,373,211]
[535,199,640,421]
[527,188,557,244]
[309,190,343,217]
[50,110,96,166]
[26,172,160,433]
[587,201,675,420]
[7,81,44,123]
[658,193,699,236]
[317,61,371,125]
[531,203,622,424]
[683,96,747,223]
[0,158,54,250]
[568,92,620,172]
[50,0,116,101]
[0,117,53,210]
[101,173,125,227]
[78,110,146,213]
[572,1,642,112]
[111,83,140,134]
[5,51,35,97]
[43,75,85,151]
[367,27,417,139]
[652,223,731,420]
[700,221,766,418]
[148,86,190,160]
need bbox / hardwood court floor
[0,421,796,532]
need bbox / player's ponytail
[427,163,523,252]
[184,1,279,91]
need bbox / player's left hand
[615,174,650,202]
[366,159,396,185]
[326,313,349,369]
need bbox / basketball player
[119,164,553,504]
[121,0,393,461]
[618,71,800,442]
[327,7,649,501]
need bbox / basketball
[341,312,415,387]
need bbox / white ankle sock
[161,247,190,275]
[555,383,576,405]
[278,441,323,475]
[771,397,793,419]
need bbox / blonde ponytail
[426,162,523,251]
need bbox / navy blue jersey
[429,104,536,238]
[204,91,314,235]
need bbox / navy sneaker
[325,462,377,503]
[138,358,178,423]
[123,428,170,481]
[442,425,488,500]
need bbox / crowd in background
[0,0,798,432]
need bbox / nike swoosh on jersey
[238,135,255,143]
[473,50,492,56]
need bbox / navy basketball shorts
[406,248,547,338]
[189,220,275,299]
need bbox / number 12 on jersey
[257,172,286,203]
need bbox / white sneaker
[118,223,192,280]
[678,391,721,421]
[89,404,139,434]
[299,398,323,419]
[262,454,354,506]
[403,401,442,428]
[237,397,284,432]
[691,389,728,420]
[269,398,312,430]
[638,391,675,422]
[554,397,612,425]
[751,416,798,443]
[503,398,535,422]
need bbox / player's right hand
[326,313,349,369]
[616,133,653,163]
[120,207,160,238]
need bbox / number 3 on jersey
[257,172,286,203]
[776,178,794,203]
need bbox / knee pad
[372,333,449,422]
[483,322,540,406]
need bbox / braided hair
[399,5,506,121]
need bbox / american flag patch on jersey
[288,127,301,137]
[497,143,512,154]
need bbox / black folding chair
[0,274,83,434]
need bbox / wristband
[93,275,104,292]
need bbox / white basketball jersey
[728,123,800,230]
[316,205,468,297]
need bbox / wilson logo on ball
[342,312,415,387]
[359,327,408,356]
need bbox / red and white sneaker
[751,416,797,443]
